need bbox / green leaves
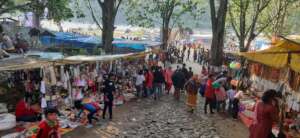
[46,0,74,22]
[0,0,30,15]
[124,0,205,29]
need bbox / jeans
[146,87,153,97]
[153,83,163,100]
[174,87,180,100]
[216,100,226,112]
[135,84,143,97]
[87,110,98,124]
[232,98,239,119]
[204,98,214,114]
[103,100,113,119]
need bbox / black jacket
[172,70,185,89]
[153,70,165,84]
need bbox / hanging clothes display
[49,66,57,86]
[60,66,65,82]
[40,80,46,94]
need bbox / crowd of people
[9,42,282,138]
[167,44,210,65]
[168,45,282,138]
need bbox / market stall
[0,50,154,137]
[239,37,300,137]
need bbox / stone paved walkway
[64,60,249,138]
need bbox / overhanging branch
[87,0,103,30]
[229,5,240,38]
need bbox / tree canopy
[0,0,30,16]
[124,0,204,49]
[228,0,298,52]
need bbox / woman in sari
[185,75,200,113]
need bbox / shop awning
[239,37,300,72]
[63,53,134,62]
[0,57,50,71]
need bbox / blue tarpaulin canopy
[40,32,155,51]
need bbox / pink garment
[164,69,173,84]
[215,87,227,101]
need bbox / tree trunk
[102,0,115,54]
[210,31,225,66]
[239,2,246,52]
[161,18,170,50]
[245,34,255,51]
[32,12,41,28]
[210,0,228,66]
[239,38,246,52]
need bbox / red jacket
[15,100,36,118]
[145,72,154,88]
[204,79,215,99]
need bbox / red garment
[164,69,173,84]
[249,101,278,138]
[165,82,172,91]
[204,79,214,99]
[15,100,36,118]
[36,120,59,138]
[145,72,154,88]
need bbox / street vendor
[15,98,41,122]
[79,100,100,128]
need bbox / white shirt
[41,97,47,108]
[135,75,145,86]
[227,89,236,100]
[40,81,46,94]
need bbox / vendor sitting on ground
[15,98,41,122]
[14,33,29,53]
